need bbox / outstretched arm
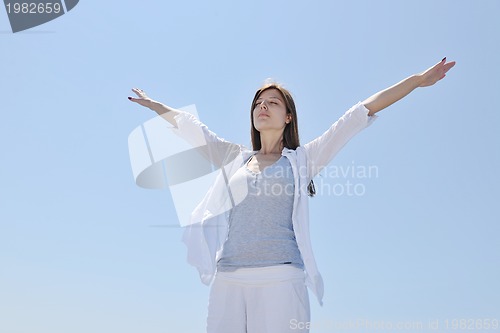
[128,88,181,126]
[362,58,456,116]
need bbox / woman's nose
[260,100,268,109]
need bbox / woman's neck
[258,131,283,154]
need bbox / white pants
[206,265,310,333]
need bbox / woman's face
[252,89,291,133]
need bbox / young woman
[128,58,455,333]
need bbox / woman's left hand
[418,58,456,87]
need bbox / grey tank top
[217,155,304,271]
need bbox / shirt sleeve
[171,111,243,168]
[171,111,226,147]
[304,102,377,178]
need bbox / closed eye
[254,98,281,107]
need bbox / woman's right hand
[128,88,180,124]
[128,88,155,109]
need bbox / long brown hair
[250,83,316,196]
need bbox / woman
[128,58,455,333]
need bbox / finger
[443,61,456,73]
[131,88,145,97]
[429,59,444,72]
[131,88,140,97]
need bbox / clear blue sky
[1,1,499,332]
